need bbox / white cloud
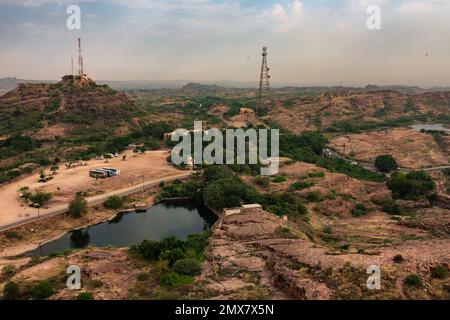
[271,0,303,32]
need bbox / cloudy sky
[0,0,450,86]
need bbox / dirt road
[0,150,190,230]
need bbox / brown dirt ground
[0,150,184,227]
[329,128,449,169]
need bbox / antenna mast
[77,38,84,76]
[257,46,271,112]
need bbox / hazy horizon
[1,0,450,87]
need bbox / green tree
[29,191,53,207]
[3,281,19,300]
[31,281,54,300]
[387,171,435,200]
[173,259,202,276]
[374,155,398,173]
[68,194,88,218]
[104,195,123,210]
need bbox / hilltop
[0,75,135,136]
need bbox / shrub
[3,281,19,300]
[4,230,21,240]
[137,272,150,282]
[306,171,325,178]
[254,176,270,188]
[29,191,53,207]
[159,248,186,266]
[131,240,162,261]
[393,254,404,263]
[404,274,422,287]
[104,195,123,210]
[1,265,17,277]
[173,259,202,276]
[387,171,436,200]
[77,292,94,300]
[306,191,323,202]
[323,227,332,234]
[375,155,398,173]
[153,260,170,281]
[377,199,404,215]
[31,281,55,300]
[68,194,88,218]
[431,264,449,279]
[159,272,193,288]
[288,181,314,191]
[351,203,368,217]
[272,175,287,183]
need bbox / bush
[377,199,404,215]
[306,191,323,202]
[31,281,55,300]
[3,281,19,300]
[288,181,314,191]
[1,265,17,277]
[29,191,53,207]
[272,175,287,183]
[387,171,435,200]
[68,194,88,218]
[351,203,368,217]
[374,155,398,173]
[76,292,94,300]
[404,274,422,287]
[137,272,150,282]
[159,248,186,266]
[173,259,202,276]
[254,176,270,188]
[4,230,21,240]
[153,260,170,281]
[431,264,449,279]
[393,254,404,263]
[104,195,123,210]
[159,272,193,288]
[131,240,163,261]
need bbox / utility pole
[257,46,271,113]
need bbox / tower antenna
[257,46,271,112]
[77,38,84,76]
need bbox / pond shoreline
[27,198,217,257]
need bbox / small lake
[410,124,450,133]
[29,200,217,256]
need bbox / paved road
[0,172,192,232]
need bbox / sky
[1,0,450,86]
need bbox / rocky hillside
[0,75,135,135]
[265,89,450,133]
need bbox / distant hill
[181,82,221,93]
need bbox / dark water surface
[29,200,217,256]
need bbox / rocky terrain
[329,128,449,169]
[199,205,450,300]
[0,75,134,137]
[265,90,449,133]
